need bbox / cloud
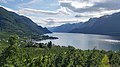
[28,15,88,27]
[1,0,120,27]
[59,0,120,19]
[59,0,120,13]
[59,0,94,9]
[41,17,88,27]
[25,16,60,27]
[19,0,60,11]
[18,8,58,15]
[17,7,71,15]
[75,9,120,18]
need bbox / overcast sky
[0,0,120,27]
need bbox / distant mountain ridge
[48,23,83,32]
[49,12,120,36]
[0,7,51,36]
[70,12,120,36]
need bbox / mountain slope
[49,11,120,36]
[0,7,51,36]
[70,12,120,36]
[48,23,83,32]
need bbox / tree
[38,43,43,48]
[47,41,52,48]
[8,35,19,46]
[99,54,110,67]
[0,35,19,66]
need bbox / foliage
[0,36,120,67]
[8,34,19,46]
[99,54,110,67]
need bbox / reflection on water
[37,33,120,51]
[101,39,120,43]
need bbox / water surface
[37,33,120,51]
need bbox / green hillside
[0,7,51,38]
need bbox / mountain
[48,23,83,32]
[42,27,52,33]
[49,12,120,36]
[0,7,51,36]
[70,12,120,36]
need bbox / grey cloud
[59,0,120,19]
[60,3,75,10]
[93,1,120,10]
[60,0,120,13]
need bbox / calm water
[37,33,120,51]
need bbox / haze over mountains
[49,12,120,36]
[0,7,51,36]
[48,23,83,32]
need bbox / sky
[0,0,120,27]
